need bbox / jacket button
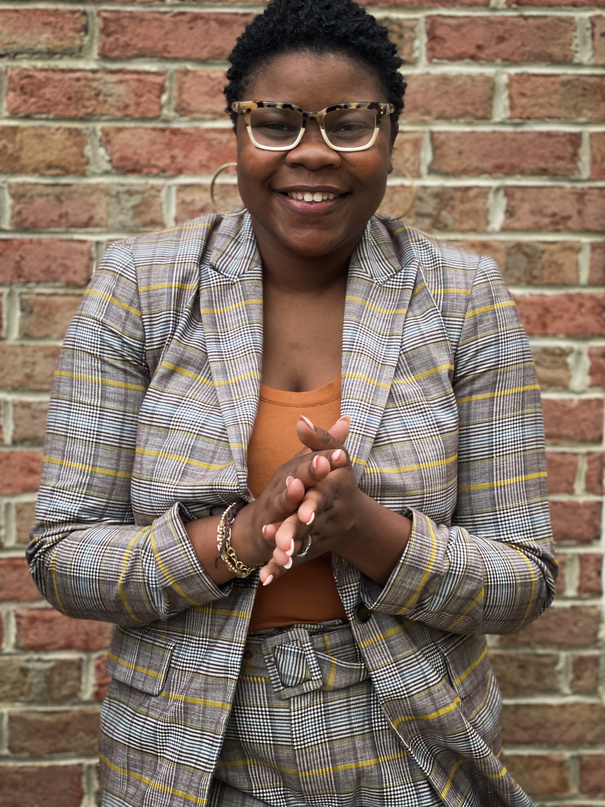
[355,603,372,623]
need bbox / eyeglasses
[231,101,395,153]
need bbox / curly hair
[224,0,406,129]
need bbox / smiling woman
[27,0,556,806]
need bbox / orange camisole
[247,375,347,631]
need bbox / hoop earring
[210,162,243,215]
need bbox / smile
[286,191,338,202]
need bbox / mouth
[285,191,339,202]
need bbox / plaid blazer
[29,212,556,807]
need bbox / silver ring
[297,533,313,558]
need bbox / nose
[285,120,341,169]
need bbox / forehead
[243,51,386,108]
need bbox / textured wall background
[0,0,603,805]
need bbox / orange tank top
[247,375,347,631]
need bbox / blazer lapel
[200,214,263,496]
[342,218,419,483]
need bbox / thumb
[296,415,350,453]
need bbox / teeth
[287,191,337,202]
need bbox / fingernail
[286,539,295,557]
[284,557,293,570]
[262,574,274,587]
[305,511,315,526]
[313,455,322,473]
[338,415,351,424]
[299,415,315,430]
[262,524,269,537]
[331,449,343,462]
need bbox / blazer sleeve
[362,255,557,634]
[27,240,232,626]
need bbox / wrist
[228,501,273,571]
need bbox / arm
[264,257,556,635]
[28,241,233,626]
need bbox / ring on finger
[297,533,313,559]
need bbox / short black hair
[224,0,406,129]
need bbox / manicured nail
[338,415,351,424]
[286,539,295,557]
[262,574,274,587]
[284,557,293,570]
[286,476,294,485]
[262,524,270,537]
[305,511,315,526]
[300,415,315,430]
[312,455,321,473]
[331,449,343,462]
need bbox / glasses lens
[323,107,378,149]
[249,107,303,147]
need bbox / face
[234,51,397,271]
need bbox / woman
[28,0,556,805]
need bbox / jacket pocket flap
[107,628,175,696]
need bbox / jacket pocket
[106,626,175,696]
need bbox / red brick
[431,131,581,178]
[589,241,605,285]
[594,16,605,65]
[12,400,50,445]
[532,347,572,389]
[580,755,605,795]
[504,186,605,232]
[367,0,488,6]
[426,16,574,63]
[591,131,605,179]
[514,292,605,337]
[572,654,600,694]
[499,605,601,648]
[0,451,42,496]
[509,74,605,121]
[0,657,82,703]
[554,552,568,597]
[0,765,84,807]
[15,501,37,546]
[381,18,420,64]
[99,11,254,59]
[502,702,605,745]
[458,240,580,286]
[390,132,424,178]
[545,451,578,494]
[6,68,165,120]
[10,183,164,231]
[578,553,603,598]
[501,754,569,798]
[175,69,230,118]
[0,345,61,391]
[102,126,236,175]
[0,239,92,285]
[94,655,111,701]
[175,181,242,223]
[0,557,41,603]
[16,608,112,652]
[8,709,100,756]
[585,452,604,495]
[0,9,86,56]
[489,652,560,695]
[509,0,605,7]
[408,186,489,232]
[19,293,82,339]
[589,346,605,387]
[0,125,88,175]
[405,74,493,121]
[550,500,602,544]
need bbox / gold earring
[209,162,242,214]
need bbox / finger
[328,415,351,444]
[297,488,324,527]
[297,416,350,457]
[274,515,299,554]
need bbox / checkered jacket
[29,212,556,807]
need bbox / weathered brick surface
[0,1,602,803]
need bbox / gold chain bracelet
[215,502,260,578]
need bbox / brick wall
[0,0,603,804]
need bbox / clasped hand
[252,414,360,586]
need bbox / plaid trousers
[209,621,442,807]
